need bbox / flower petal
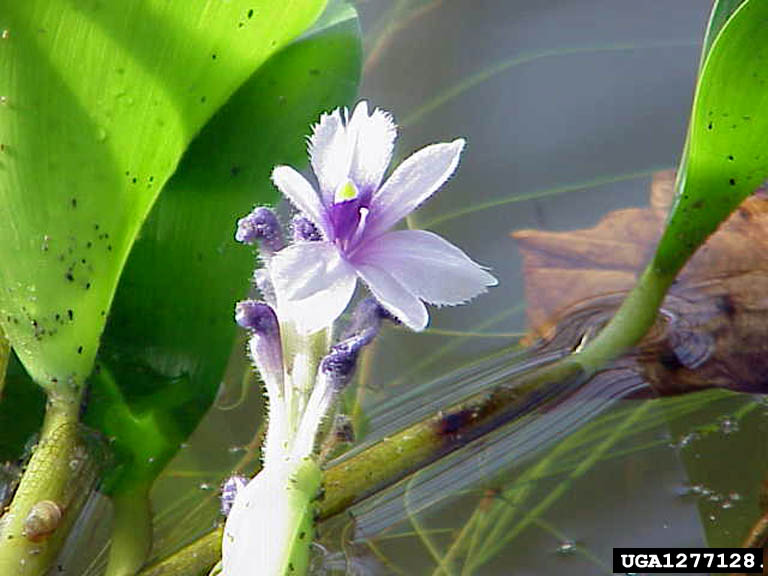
[308,108,354,204]
[347,101,397,194]
[271,166,330,238]
[354,230,497,306]
[270,242,357,333]
[355,263,428,331]
[366,138,465,237]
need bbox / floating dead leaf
[513,170,768,395]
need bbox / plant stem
[0,387,101,574]
[574,265,674,372]
[139,527,223,576]
[105,484,153,576]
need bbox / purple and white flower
[268,101,497,333]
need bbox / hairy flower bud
[320,329,377,391]
[235,300,283,382]
[235,207,285,253]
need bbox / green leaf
[652,0,768,277]
[84,4,362,493]
[701,0,747,60]
[0,0,325,391]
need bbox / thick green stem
[139,527,223,576]
[0,387,101,575]
[573,264,674,373]
[105,484,153,576]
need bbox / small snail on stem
[22,500,62,542]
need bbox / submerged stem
[104,484,153,576]
[0,387,101,574]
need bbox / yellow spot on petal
[335,180,359,203]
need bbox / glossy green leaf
[84,4,362,493]
[701,0,747,60]
[652,0,768,278]
[0,0,325,391]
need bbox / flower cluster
[220,101,496,576]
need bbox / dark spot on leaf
[247,8,254,18]
[132,177,137,184]
[85,282,91,290]
[708,122,713,130]
[107,245,113,251]
[67,309,73,321]
[77,346,83,355]
[211,53,217,60]
[65,271,74,282]
[729,178,736,186]
[70,197,77,208]
[727,155,734,161]
[200,96,207,103]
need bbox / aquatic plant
[1,0,768,574]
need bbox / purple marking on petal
[220,475,248,516]
[329,198,364,247]
[292,215,323,242]
[235,207,284,253]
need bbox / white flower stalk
[221,102,498,576]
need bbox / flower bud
[235,207,285,253]
[320,329,377,391]
[235,300,283,381]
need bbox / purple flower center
[328,180,371,254]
